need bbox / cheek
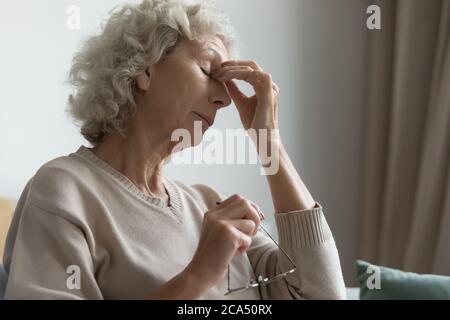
[183,64,210,92]
[181,71,208,94]
[177,80,207,113]
[159,66,209,129]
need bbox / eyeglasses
[224,223,297,296]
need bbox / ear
[136,68,152,91]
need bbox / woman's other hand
[185,194,265,290]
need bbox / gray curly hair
[67,0,238,146]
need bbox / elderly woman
[3,0,346,299]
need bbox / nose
[209,81,232,110]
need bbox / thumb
[225,80,248,106]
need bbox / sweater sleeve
[4,200,103,300]
[246,203,347,300]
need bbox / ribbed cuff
[275,202,333,248]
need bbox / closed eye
[201,67,212,78]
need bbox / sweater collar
[73,145,183,222]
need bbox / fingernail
[258,209,265,220]
[251,203,265,220]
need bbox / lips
[193,111,213,126]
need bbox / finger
[225,80,257,122]
[221,60,263,72]
[216,194,265,225]
[228,219,257,236]
[248,200,265,221]
[225,80,249,106]
[219,61,277,104]
[217,70,273,91]
[215,194,244,208]
[217,198,262,228]
[232,228,252,255]
[213,65,253,79]
[272,83,279,94]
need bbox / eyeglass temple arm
[258,224,297,269]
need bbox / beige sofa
[0,198,14,259]
[1,198,14,298]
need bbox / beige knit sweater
[3,146,346,299]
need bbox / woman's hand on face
[213,61,280,132]
[185,194,265,289]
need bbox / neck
[91,124,173,202]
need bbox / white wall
[0,0,126,198]
[0,0,369,285]
[292,0,369,285]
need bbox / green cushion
[355,260,450,300]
